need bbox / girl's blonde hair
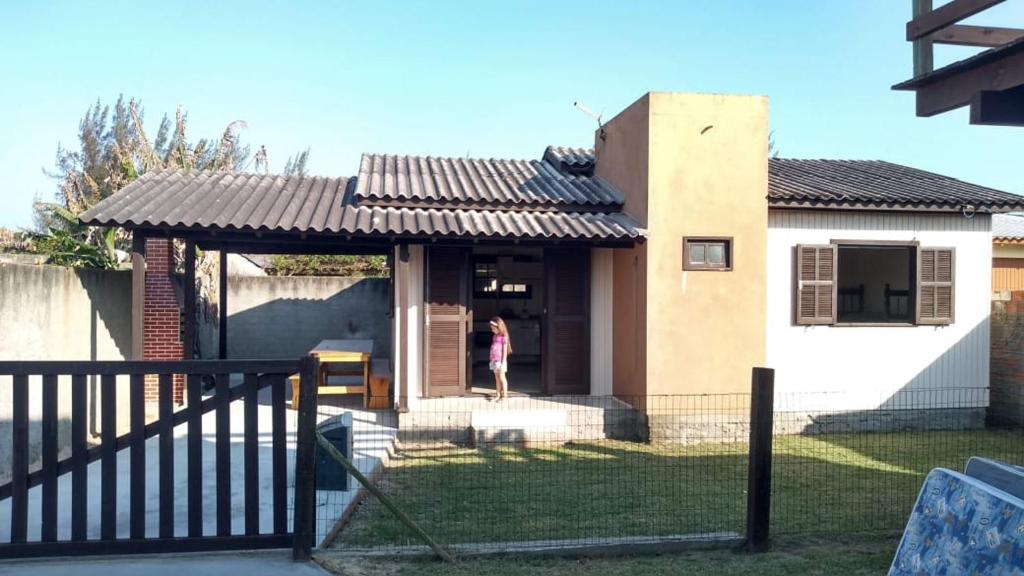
[489,316,513,354]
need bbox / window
[473,262,533,299]
[795,242,954,326]
[474,262,498,295]
[500,283,532,299]
[684,237,732,270]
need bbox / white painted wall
[590,249,614,396]
[766,210,991,411]
[393,246,425,408]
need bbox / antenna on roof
[574,101,606,142]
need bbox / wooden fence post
[746,367,775,553]
[292,354,320,561]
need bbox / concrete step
[398,396,647,446]
[469,407,639,446]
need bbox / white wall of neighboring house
[766,210,992,412]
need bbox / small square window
[683,238,732,271]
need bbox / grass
[318,537,895,575]
[335,429,1024,549]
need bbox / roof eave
[768,200,1024,214]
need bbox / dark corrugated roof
[542,146,596,176]
[79,169,645,241]
[353,153,622,210]
[543,148,1024,213]
[768,159,1024,213]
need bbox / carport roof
[79,168,646,243]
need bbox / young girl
[488,317,512,402]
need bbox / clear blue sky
[1,1,1022,228]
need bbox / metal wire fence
[313,385,1024,554]
[771,385,1024,537]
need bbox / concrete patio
[0,550,330,575]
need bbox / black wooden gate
[0,358,320,559]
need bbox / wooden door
[425,247,470,397]
[544,248,590,395]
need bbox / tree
[33,95,303,267]
[268,254,389,277]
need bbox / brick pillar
[143,238,185,404]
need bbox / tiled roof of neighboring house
[993,213,1024,241]
[353,152,622,210]
[767,159,1024,213]
[541,148,1024,213]
[79,169,645,242]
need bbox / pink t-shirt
[489,335,507,363]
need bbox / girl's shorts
[489,361,507,373]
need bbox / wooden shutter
[917,247,954,325]
[544,248,590,395]
[425,247,469,397]
[795,244,836,325]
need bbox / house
[993,213,1024,291]
[79,92,1024,423]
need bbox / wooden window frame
[793,240,955,327]
[683,237,733,271]
[831,240,919,327]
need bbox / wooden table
[291,339,374,409]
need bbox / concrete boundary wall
[0,263,133,479]
[0,263,391,479]
[198,275,391,360]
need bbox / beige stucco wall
[596,96,650,402]
[646,93,768,396]
[597,92,769,402]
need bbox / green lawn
[318,538,895,576]
[334,430,1024,549]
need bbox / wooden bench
[290,364,367,410]
[368,358,392,410]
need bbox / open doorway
[470,247,544,395]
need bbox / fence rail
[0,358,311,558]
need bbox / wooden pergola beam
[193,241,390,256]
[130,233,147,360]
[971,84,1024,125]
[913,0,935,77]
[183,240,197,360]
[930,24,1024,47]
[396,244,409,413]
[915,47,1024,115]
[907,0,1007,41]
[219,248,228,360]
